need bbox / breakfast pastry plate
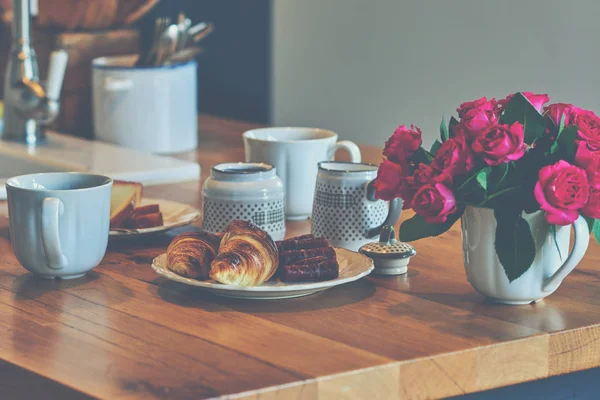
[151,248,374,299]
[110,198,200,236]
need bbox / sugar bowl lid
[359,226,416,260]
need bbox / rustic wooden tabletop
[0,114,599,399]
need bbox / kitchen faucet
[1,0,68,145]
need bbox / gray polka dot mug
[311,162,402,251]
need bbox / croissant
[166,231,222,279]
[209,220,279,286]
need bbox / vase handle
[542,215,589,292]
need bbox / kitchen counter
[1,114,600,399]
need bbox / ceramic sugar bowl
[202,162,286,240]
[359,226,416,275]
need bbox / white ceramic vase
[461,206,589,305]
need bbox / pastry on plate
[276,236,339,282]
[210,220,279,286]
[280,256,339,282]
[166,231,222,279]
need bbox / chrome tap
[2,0,68,145]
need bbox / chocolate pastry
[279,246,336,266]
[281,256,339,282]
[276,236,329,252]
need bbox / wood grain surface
[0,114,599,399]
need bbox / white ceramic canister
[202,163,286,240]
[92,54,198,154]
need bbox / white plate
[110,198,200,236]
[151,248,374,299]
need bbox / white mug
[311,162,402,251]
[92,54,198,154]
[6,173,113,279]
[243,127,361,220]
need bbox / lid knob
[379,225,397,246]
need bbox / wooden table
[1,114,600,399]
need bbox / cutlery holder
[92,54,197,154]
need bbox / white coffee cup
[243,127,361,220]
[6,173,113,279]
[92,54,198,154]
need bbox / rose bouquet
[374,92,600,282]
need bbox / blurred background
[1,0,599,148]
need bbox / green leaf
[457,166,489,190]
[430,140,442,156]
[449,116,460,137]
[494,208,536,282]
[412,147,434,165]
[550,224,563,261]
[439,115,449,142]
[558,113,566,136]
[593,219,600,246]
[476,168,490,192]
[551,115,572,155]
[584,216,595,233]
[500,92,546,144]
[491,163,510,189]
[399,209,464,242]
[477,186,520,208]
[555,125,578,161]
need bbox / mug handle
[329,141,361,162]
[41,198,68,270]
[542,215,589,292]
[365,180,403,238]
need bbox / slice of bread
[110,180,142,228]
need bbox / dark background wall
[138,0,271,123]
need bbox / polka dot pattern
[360,241,416,258]
[202,199,286,239]
[311,181,388,244]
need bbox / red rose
[406,164,452,189]
[412,183,457,224]
[543,103,582,127]
[499,92,550,113]
[460,108,499,139]
[575,141,600,189]
[534,160,590,225]
[574,140,597,167]
[373,159,412,202]
[471,122,526,166]
[581,149,600,218]
[383,125,423,161]
[572,109,600,151]
[456,97,498,119]
[457,97,499,138]
[431,133,475,177]
[404,164,453,210]
[582,188,600,219]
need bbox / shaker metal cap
[359,226,416,260]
